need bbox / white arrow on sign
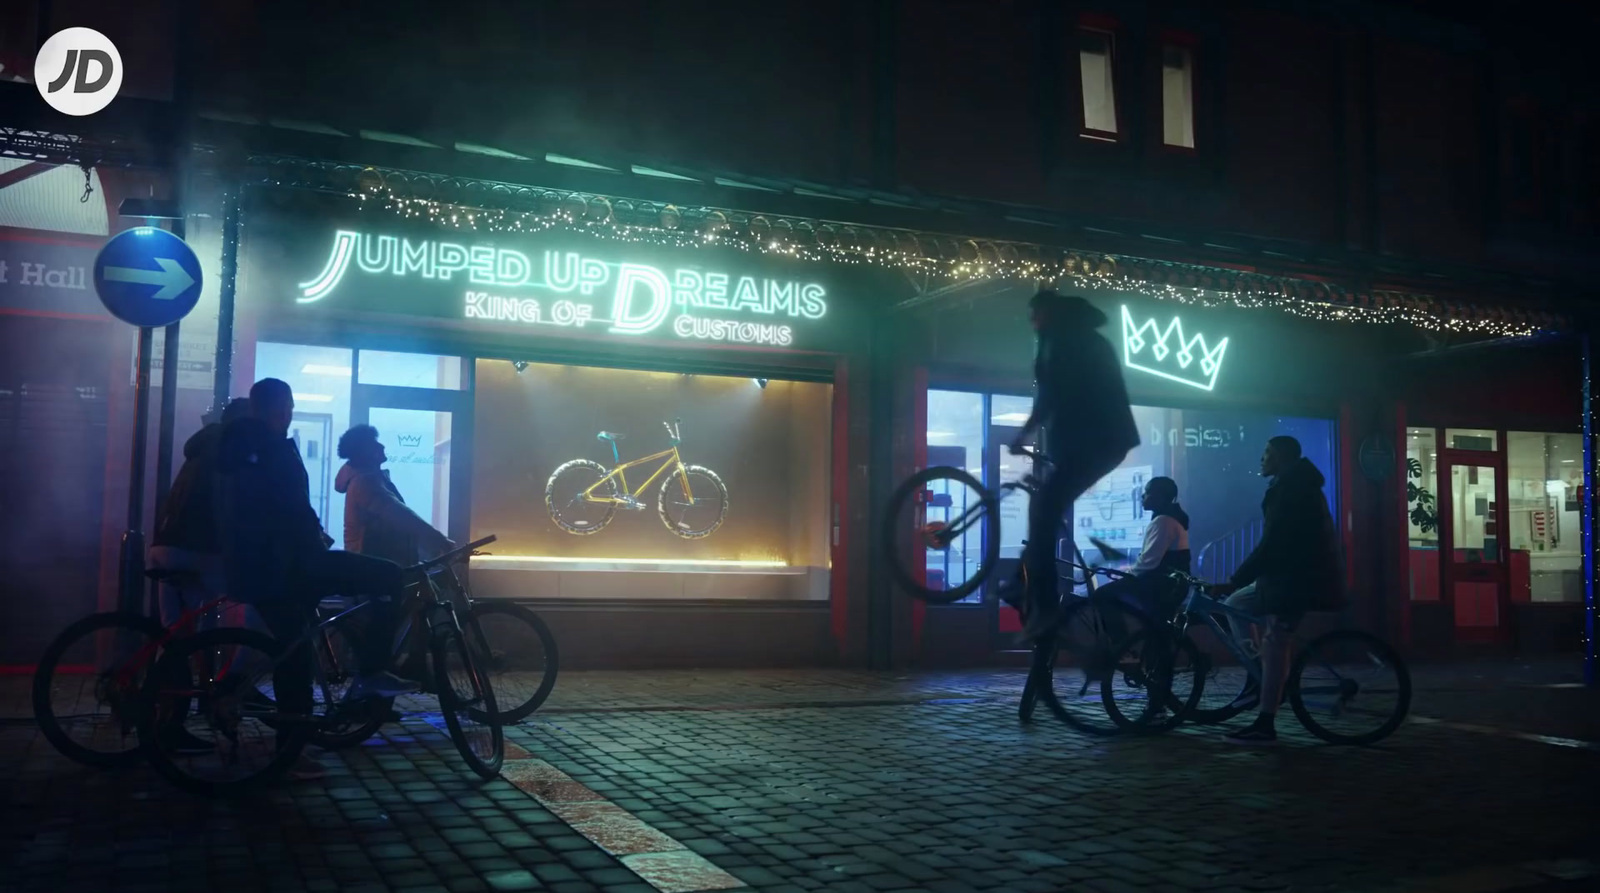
[104,257,195,302]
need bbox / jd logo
[34,28,122,117]
[396,434,424,448]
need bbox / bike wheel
[305,615,393,750]
[1288,630,1412,746]
[1036,595,1150,736]
[33,611,167,769]
[468,601,559,724]
[658,464,729,539]
[546,459,618,535]
[1179,617,1257,725]
[1101,629,1205,734]
[140,627,308,797]
[881,466,999,604]
[432,627,505,779]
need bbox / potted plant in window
[1407,458,1438,534]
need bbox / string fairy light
[344,187,1561,339]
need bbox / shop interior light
[512,361,529,373]
[297,393,335,403]
[300,364,352,376]
[991,412,1030,423]
[927,431,955,439]
[476,555,788,569]
[753,378,768,389]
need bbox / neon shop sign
[1119,305,1229,392]
[297,230,828,347]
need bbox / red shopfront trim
[830,358,851,647]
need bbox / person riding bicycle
[1213,435,1343,745]
[1003,290,1141,643]
[1096,476,1191,644]
[215,379,419,777]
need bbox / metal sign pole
[119,326,154,615]
[1583,332,1597,687]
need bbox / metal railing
[1195,519,1264,583]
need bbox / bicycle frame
[582,445,690,504]
[110,593,232,690]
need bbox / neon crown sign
[1119,305,1229,391]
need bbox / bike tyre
[545,459,618,535]
[881,466,999,604]
[1288,630,1412,746]
[467,600,559,724]
[1036,596,1150,737]
[304,617,394,750]
[658,464,729,539]
[33,611,167,769]
[139,627,308,797]
[432,628,505,780]
[1101,628,1205,734]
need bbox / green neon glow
[299,230,827,345]
[1119,304,1229,391]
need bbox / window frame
[1156,30,1200,155]
[1075,14,1124,143]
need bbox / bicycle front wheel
[33,611,166,769]
[140,627,308,797]
[468,601,559,724]
[881,466,999,604]
[659,464,729,539]
[432,627,505,779]
[1288,630,1411,746]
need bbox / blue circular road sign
[93,226,203,328]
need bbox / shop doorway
[1436,445,1511,645]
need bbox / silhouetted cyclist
[1003,290,1140,643]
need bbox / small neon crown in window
[396,433,424,447]
[1119,305,1229,392]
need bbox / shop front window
[1507,431,1583,603]
[253,342,354,548]
[357,349,466,390]
[1073,407,1339,584]
[1445,428,1497,451]
[1406,427,1440,602]
[926,390,986,601]
[470,360,832,599]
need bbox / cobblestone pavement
[2,660,1596,893]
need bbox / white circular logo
[34,28,122,117]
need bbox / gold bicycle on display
[544,418,729,539]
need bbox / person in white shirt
[1096,477,1191,644]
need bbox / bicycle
[32,567,236,768]
[1101,568,1412,745]
[545,417,729,539]
[881,449,1164,734]
[138,536,507,796]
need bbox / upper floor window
[1079,29,1119,139]
[1161,45,1196,148]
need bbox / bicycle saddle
[596,431,625,442]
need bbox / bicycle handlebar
[409,534,497,574]
[663,418,682,440]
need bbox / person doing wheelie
[1212,435,1343,745]
[1003,290,1141,643]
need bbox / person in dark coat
[1214,435,1344,745]
[214,378,418,779]
[1005,290,1141,642]
[149,396,251,626]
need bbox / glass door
[1436,448,1511,644]
[987,395,1035,644]
[351,385,473,543]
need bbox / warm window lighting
[297,393,335,403]
[301,364,352,376]
[991,412,1030,424]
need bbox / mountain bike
[545,418,729,539]
[1102,568,1412,745]
[32,568,234,768]
[881,449,1170,734]
[138,537,507,796]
